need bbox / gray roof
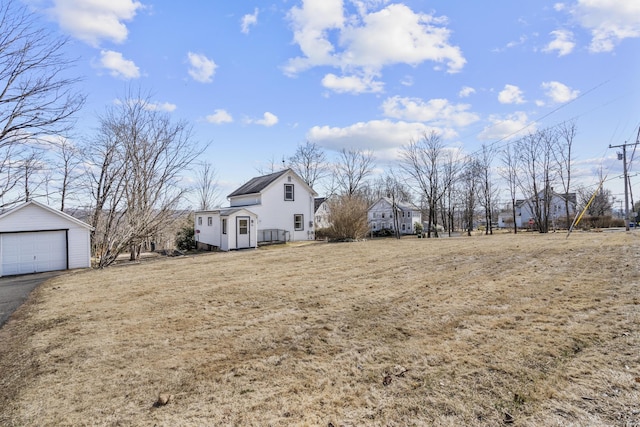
[377,197,420,212]
[227,169,289,198]
[314,197,326,212]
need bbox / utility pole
[610,142,633,231]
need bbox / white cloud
[569,0,640,52]
[400,75,414,87]
[541,81,580,103]
[47,0,143,47]
[308,119,449,155]
[241,8,259,34]
[285,2,465,77]
[478,112,532,141]
[321,73,384,94]
[381,96,479,127]
[251,112,278,127]
[98,50,140,79]
[498,84,525,104]
[206,109,233,124]
[144,101,176,112]
[187,52,217,83]
[543,29,575,56]
[458,86,476,98]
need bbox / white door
[236,217,250,249]
[1,231,67,276]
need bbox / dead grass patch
[0,232,639,426]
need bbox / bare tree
[554,120,577,228]
[255,155,286,175]
[400,131,455,237]
[194,161,220,210]
[334,148,375,197]
[0,0,84,206]
[516,129,556,233]
[288,141,328,189]
[499,143,519,233]
[49,137,83,211]
[477,144,498,235]
[460,157,481,236]
[85,89,204,267]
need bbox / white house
[314,197,331,230]
[368,197,422,235]
[195,168,317,250]
[0,200,92,277]
[499,191,577,229]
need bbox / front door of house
[236,216,250,249]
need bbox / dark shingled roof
[227,169,289,198]
[314,197,326,212]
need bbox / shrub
[175,220,195,251]
[414,222,423,235]
[325,195,369,241]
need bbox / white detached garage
[0,200,92,277]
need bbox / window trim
[222,218,227,234]
[284,183,294,201]
[294,214,304,231]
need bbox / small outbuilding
[0,200,92,277]
[195,207,258,251]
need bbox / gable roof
[0,200,93,230]
[314,197,327,212]
[227,169,289,198]
[371,197,420,212]
[227,168,317,198]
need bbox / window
[197,216,202,225]
[284,184,294,201]
[294,214,304,230]
[238,219,248,235]
[207,217,212,226]
[382,213,385,219]
[222,218,227,234]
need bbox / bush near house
[175,218,195,250]
[325,195,369,241]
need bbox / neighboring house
[505,191,577,228]
[314,197,331,230]
[195,168,318,250]
[0,200,92,277]
[368,197,422,235]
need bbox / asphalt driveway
[0,271,63,328]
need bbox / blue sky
[25,0,640,205]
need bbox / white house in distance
[498,191,577,229]
[314,197,331,230]
[368,197,422,235]
[195,168,317,250]
[0,200,92,277]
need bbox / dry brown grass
[0,232,639,426]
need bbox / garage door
[1,231,67,276]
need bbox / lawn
[0,231,638,426]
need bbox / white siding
[0,202,91,276]
[194,209,258,251]
[195,212,221,249]
[248,174,315,241]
